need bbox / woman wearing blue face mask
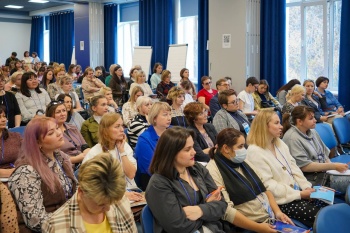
[206,128,293,232]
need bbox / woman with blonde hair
[42,153,137,232]
[281,84,306,115]
[167,86,188,127]
[122,86,144,127]
[99,86,119,113]
[83,113,143,202]
[246,109,324,227]
[129,70,153,97]
[127,96,152,149]
[135,102,171,190]
[56,76,83,111]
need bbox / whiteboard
[132,46,153,77]
[166,44,188,83]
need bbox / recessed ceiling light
[5,5,24,9]
[29,0,49,3]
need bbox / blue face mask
[231,148,247,163]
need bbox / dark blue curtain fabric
[260,0,286,95]
[198,0,209,91]
[30,16,44,61]
[139,0,173,69]
[338,0,350,110]
[104,4,118,68]
[49,11,74,68]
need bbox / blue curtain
[260,0,286,95]
[139,0,173,69]
[104,4,118,68]
[49,11,74,68]
[198,0,209,91]
[30,16,44,61]
[338,0,350,110]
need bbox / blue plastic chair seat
[141,205,154,233]
[314,203,350,233]
[330,154,350,164]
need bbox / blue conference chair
[8,126,26,137]
[141,205,154,233]
[313,203,350,233]
[314,123,350,164]
[332,117,350,154]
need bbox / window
[177,0,198,84]
[286,0,342,91]
[117,2,139,77]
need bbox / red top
[197,89,218,106]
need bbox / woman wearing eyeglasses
[46,101,90,169]
[282,106,349,193]
[15,71,51,125]
[197,76,217,113]
[184,102,217,162]
[213,89,251,138]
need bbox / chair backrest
[314,203,350,233]
[141,205,154,233]
[346,184,350,204]
[332,117,350,144]
[314,123,337,149]
[8,126,25,137]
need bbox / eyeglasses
[220,83,229,86]
[47,100,64,109]
[204,81,212,85]
[227,100,239,105]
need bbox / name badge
[242,122,250,135]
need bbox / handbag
[261,100,276,108]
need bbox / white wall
[0,21,31,66]
[209,0,248,93]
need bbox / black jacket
[188,124,217,162]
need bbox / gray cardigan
[282,125,330,168]
[212,109,249,134]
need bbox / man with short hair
[209,78,230,117]
[5,52,19,67]
[237,76,259,119]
